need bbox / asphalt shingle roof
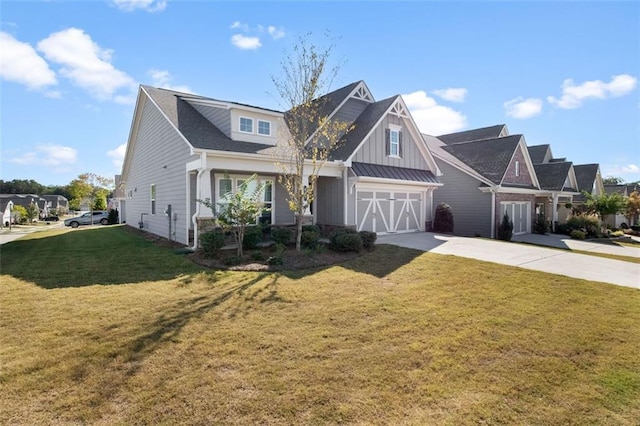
[330,96,397,161]
[142,86,274,154]
[441,135,522,184]
[437,124,507,145]
[534,162,576,191]
[351,162,439,184]
[527,144,550,164]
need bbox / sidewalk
[512,233,640,258]
[377,232,640,289]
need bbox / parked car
[64,211,109,228]
[41,215,60,222]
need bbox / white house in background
[1,199,13,227]
[118,81,442,247]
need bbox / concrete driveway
[377,232,640,289]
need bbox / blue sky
[1,0,639,186]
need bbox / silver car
[64,211,109,228]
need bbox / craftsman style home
[118,81,442,247]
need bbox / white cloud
[107,143,127,170]
[604,163,640,178]
[548,74,637,109]
[267,26,286,40]
[230,21,249,31]
[403,90,467,136]
[0,31,57,90]
[231,34,262,50]
[112,0,167,12]
[504,97,543,119]
[148,69,191,92]
[37,28,136,103]
[432,87,467,103]
[9,144,78,171]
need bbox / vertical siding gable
[190,103,232,138]
[351,114,428,170]
[502,144,534,186]
[124,97,196,245]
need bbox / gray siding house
[425,125,541,238]
[119,81,442,247]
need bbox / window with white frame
[150,184,156,214]
[216,175,274,224]
[390,129,400,157]
[239,117,253,133]
[257,120,271,136]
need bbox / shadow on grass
[0,226,202,289]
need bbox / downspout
[343,167,348,226]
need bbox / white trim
[183,97,283,118]
[389,128,400,157]
[257,119,271,136]
[150,183,156,215]
[356,179,440,192]
[515,160,520,177]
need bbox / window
[216,175,274,225]
[390,130,400,156]
[240,117,253,133]
[150,184,156,214]
[258,120,271,136]
[515,160,520,177]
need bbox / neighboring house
[527,144,580,229]
[119,81,442,247]
[42,195,69,215]
[0,194,45,220]
[573,163,605,206]
[1,199,13,227]
[426,125,540,238]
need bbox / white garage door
[356,190,423,234]
[500,202,531,235]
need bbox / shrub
[266,255,284,265]
[570,230,586,240]
[332,233,363,252]
[250,251,264,261]
[330,227,358,245]
[566,215,600,238]
[200,230,225,257]
[271,227,292,245]
[497,213,513,241]
[433,203,454,233]
[108,208,119,225]
[555,223,570,235]
[301,230,320,249]
[243,225,263,250]
[359,230,377,250]
[223,255,242,266]
[302,224,321,234]
[620,222,629,229]
[533,214,549,235]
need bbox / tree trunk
[295,211,303,251]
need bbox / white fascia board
[518,136,541,189]
[186,158,201,172]
[120,86,146,182]
[478,186,540,195]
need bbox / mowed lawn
[1,227,639,425]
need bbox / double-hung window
[216,175,274,225]
[240,117,253,133]
[258,120,271,136]
[390,130,400,157]
[150,184,156,214]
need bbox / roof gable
[441,135,523,184]
[437,124,508,145]
[574,164,600,193]
[527,144,552,164]
[534,162,577,191]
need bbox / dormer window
[258,120,271,136]
[240,117,253,133]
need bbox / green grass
[1,226,639,425]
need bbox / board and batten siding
[124,97,196,245]
[432,159,492,238]
[190,103,232,138]
[351,115,428,170]
[315,176,344,226]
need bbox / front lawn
[1,226,639,424]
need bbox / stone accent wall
[503,145,534,186]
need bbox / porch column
[551,193,559,232]
[197,168,214,218]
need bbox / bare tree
[272,33,352,250]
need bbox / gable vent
[353,86,373,102]
[390,100,409,118]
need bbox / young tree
[272,33,352,250]
[68,173,113,212]
[199,174,268,257]
[585,191,627,229]
[625,191,640,226]
[25,202,39,223]
[11,205,28,224]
